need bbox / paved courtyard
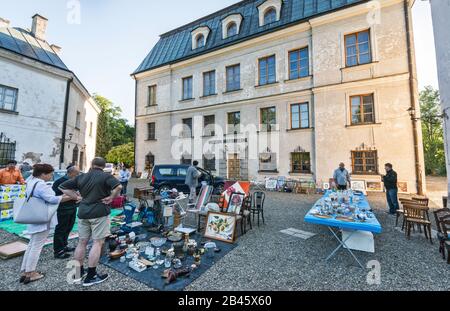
[0,179,449,291]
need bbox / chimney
[50,44,62,54]
[0,17,10,28]
[31,14,48,41]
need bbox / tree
[106,143,135,167]
[94,94,134,159]
[420,86,446,176]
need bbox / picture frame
[265,179,277,190]
[227,192,245,215]
[351,180,367,195]
[204,212,236,243]
[366,181,383,192]
[398,182,408,194]
[323,182,330,190]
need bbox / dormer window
[227,22,238,38]
[196,34,205,49]
[258,0,282,27]
[191,26,210,50]
[263,8,277,25]
[221,14,243,39]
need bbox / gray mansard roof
[0,26,68,71]
[133,0,366,75]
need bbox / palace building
[133,0,425,194]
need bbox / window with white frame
[258,0,282,26]
[203,71,216,96]
[182,76,193,100]
[222,14,243,39]
[191,26,210,50]
[0,85,18,112]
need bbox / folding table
[304,195,382,269]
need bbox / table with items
[304,190,382,268]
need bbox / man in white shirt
[118,166,131,195]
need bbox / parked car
[150,164,225,195]
[104,163,115,174]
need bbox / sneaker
[83,273,109,287]
[54,251,71,259]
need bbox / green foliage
[94,94,134,159]
[106,143,135,167]
[420,86,446,176]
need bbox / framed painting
[366,181,383,192]
[227,192,245,215]
[323,182,330,190]
[204,212,236,243]
[351,180,367,195]
[398,182,408,194]
[265,179,277,191]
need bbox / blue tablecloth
[304,191,382,234]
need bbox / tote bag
[13,181,59,225]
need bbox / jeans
[189,186,197,204]
[386,188,399,214]
[53,208,77,254]
[21,230,49,273]
[337,184,348,190]
[120,181,128,195]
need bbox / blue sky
[0,0,438,123]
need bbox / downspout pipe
[133,76,138,177]
[404,0,423,195]
[60,77,73,169]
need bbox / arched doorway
[72,146,79,166]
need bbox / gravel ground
[0,179,449,291]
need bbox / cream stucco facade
[134,0,425,194]
[0,16,100,171]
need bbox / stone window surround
[345,90,379,127]
[221,14,243,39]
[257,0,282,27]
[191,26,211,50]
[340,26,378,69]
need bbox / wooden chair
[403,203,433,244]
[433,209,450,260]
[412,196,430,206]
[397,198,429,230]
[440,216,450,264]
[251,191,266,227]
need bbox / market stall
[304,190,382,269]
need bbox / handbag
[13,181,59,224]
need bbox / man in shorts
[60,157,122,287]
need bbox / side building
[133,0,425,194]
[0,14,100,171]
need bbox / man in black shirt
[52,165,80,259]
[382,163,399,215]
[60,157,122,287]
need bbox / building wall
[135,0,425,193]
[0,56,67,167]
[0,52,99,171]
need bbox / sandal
[23,272,45,284]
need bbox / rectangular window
[203,155,216,171]
[260,107,276,132]
[289,47,309,80]
[182,76,193,100]
[182,118,193,138]
[352,150,378,174]
[227,111,241,134]
[291,152,311,174]
[345,30,372,67]
[180,156,192,165]
[0,85,18,112]
[89,122,93,137]
[203,71,216,96]
[350,94,375,125]
[148,85,157,106]
[259,55,276,85]
[147,122,156,140]
[226,64,240,92]
[203,115,215,137]
[291,103,309,129]
[75,111,81,129]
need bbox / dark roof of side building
[133,0,366,75]
[0,26,69,71]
